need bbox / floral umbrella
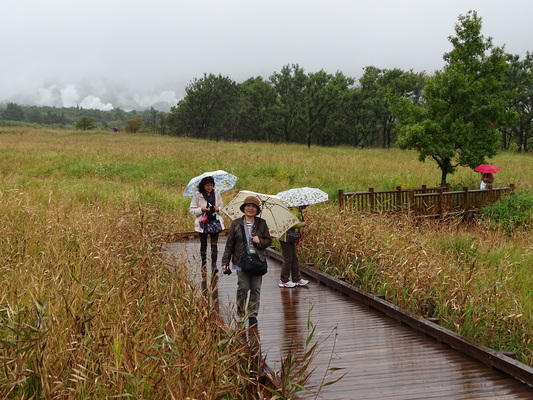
[222,190,299,238]
[474,164,500,174]
[182,170,238,198]
[276,187,329,207]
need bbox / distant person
[279,206,309,288]
[221,196,272,326]
[189,176,224,275]
[480,173,494,189]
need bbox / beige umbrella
[222,190,299,238]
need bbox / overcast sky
[1,0,532,111]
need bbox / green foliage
[233,76,277,142]
[480,190,533,231]
[392,11,512,186]
[270,64,308,143]
[3,102,25,121]
[168,73,238,141]
[75,115,96,130]
[503,52,533,152]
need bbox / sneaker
[294,279,309,286]
[279,280,296,288]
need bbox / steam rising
[13,83,179,112]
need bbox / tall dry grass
[0,189,278,398]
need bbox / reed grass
[1,126,532,397]
[1,190,268,398]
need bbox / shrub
[125,118,143,133]
[480,190,533,231]
[75,116,96,130]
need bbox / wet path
[166,238,533,399]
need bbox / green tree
[3,103,25,121]
[142,107,158,132]
[75,115,96,130]
[156,111,168,135]
[234,77,277,142]
[301,70,353,148]
[270,64,307,143]
[392,11,511,186]
[358,67,424,148]
[333,86,373,147]
[503,52,533,152]
[169,73,238,141]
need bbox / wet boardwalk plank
[166,238,533,399]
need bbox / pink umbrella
[474,164,500,174]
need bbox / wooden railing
[338,184,450,213]
[407,185,514,217]
[339,184,515,217]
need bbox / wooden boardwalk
[166,238,533,399]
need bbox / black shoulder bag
[241,223,268,276]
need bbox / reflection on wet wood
[166,239,533,399]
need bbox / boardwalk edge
[265,247,533,388]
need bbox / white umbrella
[182,170,238,198]
[222,190,299,238]
[276,187,328,207]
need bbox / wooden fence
[339,184,515,217]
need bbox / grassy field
[1,127,532,397]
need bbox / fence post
[463,187,469,213]
[408,190,414,217]
[369,187,375,212]
[421,185,427,193]
[437,188,443,217]
[396,186,402,209]
[338,189,345,211]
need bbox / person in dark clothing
[222,196,271,326]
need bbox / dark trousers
[280,240,301,283]
[199,232,219,269]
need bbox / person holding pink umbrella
[480,173,495,189]
[474,164,499,189]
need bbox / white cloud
[60,84,80,107]
[79,95,113,111]
[133,90,179,109]
[36,86,61,107]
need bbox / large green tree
[300,70,353,148]
[503,52,533,152]
[392,11,512,186]
[3,103,25,121]
[270,64,307,143]
[169,73,238,141]
[233,77,277,142]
